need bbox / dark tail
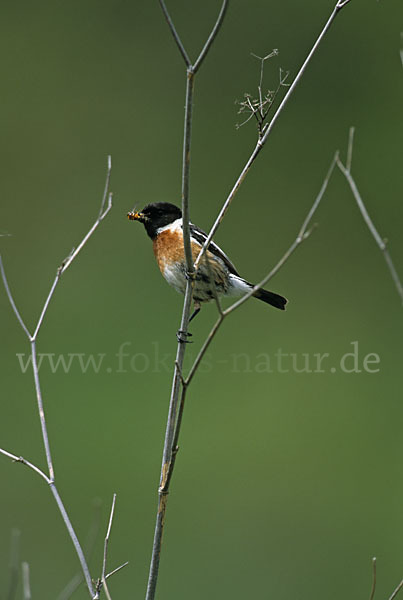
[253,287,288,310]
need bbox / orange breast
[153,230,202,273]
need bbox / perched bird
[128,202,287,322]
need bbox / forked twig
[100,494,116,600]
[0,157,113,599]
[237,52,289,137]
[336,128,403,304]
[102,494,117,582]
[0,259,31,339]
[159,0,228,74]
[94,494,129,600]
[158,0,191,67]
[193,0,229,73]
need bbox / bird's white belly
[162,262,186,295]
[161,258,251,303]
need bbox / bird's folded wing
[188,223,240,276]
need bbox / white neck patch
[156,217,183,235]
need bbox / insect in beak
[127,210,147,222]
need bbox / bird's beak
[127,211,147,223]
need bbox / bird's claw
[176,330,193,343]
[185,270,196,282]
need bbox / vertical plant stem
[336,143,403,304]
[145,70,195,600]
[145,4,228,600]
[181,70,195,273]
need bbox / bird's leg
[189,302,201,323]
[176,302,200,343]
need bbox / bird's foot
[176,330,193,344]
[185,270,196,282]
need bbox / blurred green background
[1,0,402,598]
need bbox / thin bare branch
[174,360,187,387]
[9,346,94,596]
[49,484,94,597]
[22,562,31,600]
[194,144,260,271]
[94,493,125,600]
[60,159,112,275]
[224,234,304,311]
[0,448,51,484]
[32,191,112,338]
[158,0,228,73]
[181,72,195,274]
[250,50,279,120]
[94,560,130,600]
[346,125,355,172]
[186,315,224,386]
[193,0,229,73]
[1,481,93,598]
[56,498,104,600]
[32,273,60,340]
[31,339,55,480]
[0,256,32,339]
[188,231,308,381]
[99,155,112,218]
[298,151,338,237]
[1,157,113,347]
[158,0,191,67]
[195,0,352,270]
[161,383,188,494]
[369,557,377,600]
[102,580,113,600]
[102,494,117,582]
[336,147,403,305]
[105,561,129,581]
[389,580,403,600]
